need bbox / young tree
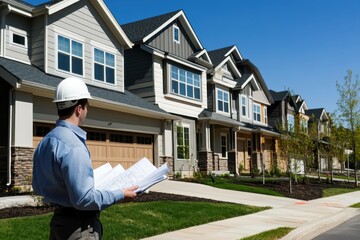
[336,70,360,186]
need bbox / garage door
[33,123,153,170]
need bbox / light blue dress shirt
[32,120,124,210]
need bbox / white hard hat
[53,77,92,110]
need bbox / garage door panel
[33,124,154,171]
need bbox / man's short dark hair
[57,99,89,118]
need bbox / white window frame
[220,133,227,158]
[92,47,116,85]
[253,103,261,122]
[217,89,229,113]
[173,25,180,44]
[170,65,201,101]
[56,34,84,76]
[287,114,295,132]
[241,95,248,117]
[176,124,190,160]
[264,107,268,124]
[10,31,27,48]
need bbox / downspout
[7,88,14,186]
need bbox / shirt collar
[56,119,87,141]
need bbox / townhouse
[0,0,175,190]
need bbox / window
[173,25,180,43]
[177,126,189,159]
[110,134,133,143]
[57,35,83,75]
[221,134,227,158]
[171,65,201,100]
[264,107,268,124]
[94,48,115,84]
[287,114,295,132]
[300,118,308,132]
[87,131,106,141]
[217,89,229,113]
[11,33,26,47]
[253,104,261,122]
[241,96,247,117]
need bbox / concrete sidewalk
[143,180,360,240]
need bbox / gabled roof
[306,108,328,121]
[234,73,260,90]
[5,0,133,49]
[269,90,289,102]
[0,57,173,119]
[121,10,203,49]
[208,46,242,66]
[236,59,274,104]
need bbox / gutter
[7,88,14,186]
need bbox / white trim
[173,25,180,44]
[216,88,230,115]
[8,5,32,17]
[253,103,261,123]
[215,56,241,78]
[92,46,117,86]
[55,33,84,77]
[48,0,79,15]
[224,45,243,61]
[9,30,28,49]
[241,74,260,90]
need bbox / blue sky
[26,0,360,113]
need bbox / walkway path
[143,180,360,240]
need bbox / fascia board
[47,0,133,49]
[21,80,177,120]
[225,45,243,61]
[8,5,32,17]
[215,56,241,78]
[143,10,203,50]
[166,54,208,72]
[241,74,260,90]
[193,49,212,65]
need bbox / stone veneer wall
[11,147,34,191]
[198,151,213,174]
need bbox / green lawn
[240,227,294,240]
[0,201,268,240]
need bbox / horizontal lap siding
[46,1,124,90]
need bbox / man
[32,77,138,240]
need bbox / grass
[240,227,294,240]
[0,200,267,240]
[350,202,360,208]
[208,182,284,197]
[323,187,359,197]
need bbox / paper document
[94,157,169,194]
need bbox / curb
[0,195,37,210]
[281,208,360,240]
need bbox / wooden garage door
[33,123,153,170]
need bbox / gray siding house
[0,0,174,191]
[122,10,213,176]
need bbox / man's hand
[123,186,138,202]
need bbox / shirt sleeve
[60,144,124,210]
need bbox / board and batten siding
[148,21,196,60]
[46,1,125,91]
[30,15,45,69]
[5,13,30,63]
